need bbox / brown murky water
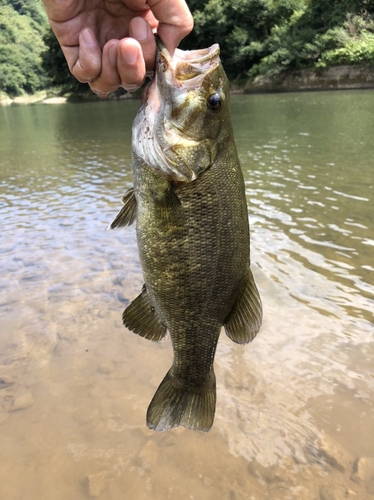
[0,91,373,499]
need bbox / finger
[146,0,193,55]
[70,28,102,83]
[89,40,121,97]
[129,17,157,73]
[117,38,146,92]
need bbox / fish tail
[146,369,216,432]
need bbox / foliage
[316,15,374,66]
[249,1,374,78]
[182,0,306,79]
[0,2,47,96]
[0,0,47,24]
[183,0,374,81]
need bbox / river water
[0,91,373,499]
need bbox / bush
[316,15,374,66]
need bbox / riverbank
[2,64,374,105]
[0,91,67,106]
[245,64,374,93]
[0,88,135,106]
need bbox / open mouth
[156,37,220,83]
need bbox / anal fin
[109,188,137,229]
[123,285,167,342]
[224,266,262,344]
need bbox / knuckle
[183,12,194,33]
[72,66,100,84]
[184,12,194,33]
[90,80,119,95]
[91,88,110,98]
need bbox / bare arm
[41,0,193,96]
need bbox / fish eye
[207,93,222,112]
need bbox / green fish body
[111,39,262,432]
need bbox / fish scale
[111,38,262,432]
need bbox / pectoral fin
[224,266,262,344]
[152,184,185,224]
[109,188,137,229]
[123,285,167,342]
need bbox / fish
[110,37,262,432]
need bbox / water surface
[0,91,373,499]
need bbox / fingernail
[131,17,149,42]
[91,88,109,99]
[120,42,138,65]
[108,44,117,66]
[82,28,97,47]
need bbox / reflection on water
[0,92,373,499]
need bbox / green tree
[183,0,374,81]
[0,0,47,24]
[182,0,307,79]
[0,4,47,96]
[249,0,374,78]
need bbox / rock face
[246,65,374,93]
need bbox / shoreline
[1,64,373,106]
[0,91,136,106]
[243,64,374,94]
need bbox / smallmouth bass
[111,38,262,432]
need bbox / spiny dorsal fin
[224,266,262,344]
[109,188,137,229]
[123,285,167,342]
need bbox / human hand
[41,0,193,96]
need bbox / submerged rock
[0,375,16,390]
[10,392,34,412]
[314,432,353,472]
[351,456,374,494]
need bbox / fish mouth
[156,37,220,84]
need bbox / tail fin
[146,369,216,432]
